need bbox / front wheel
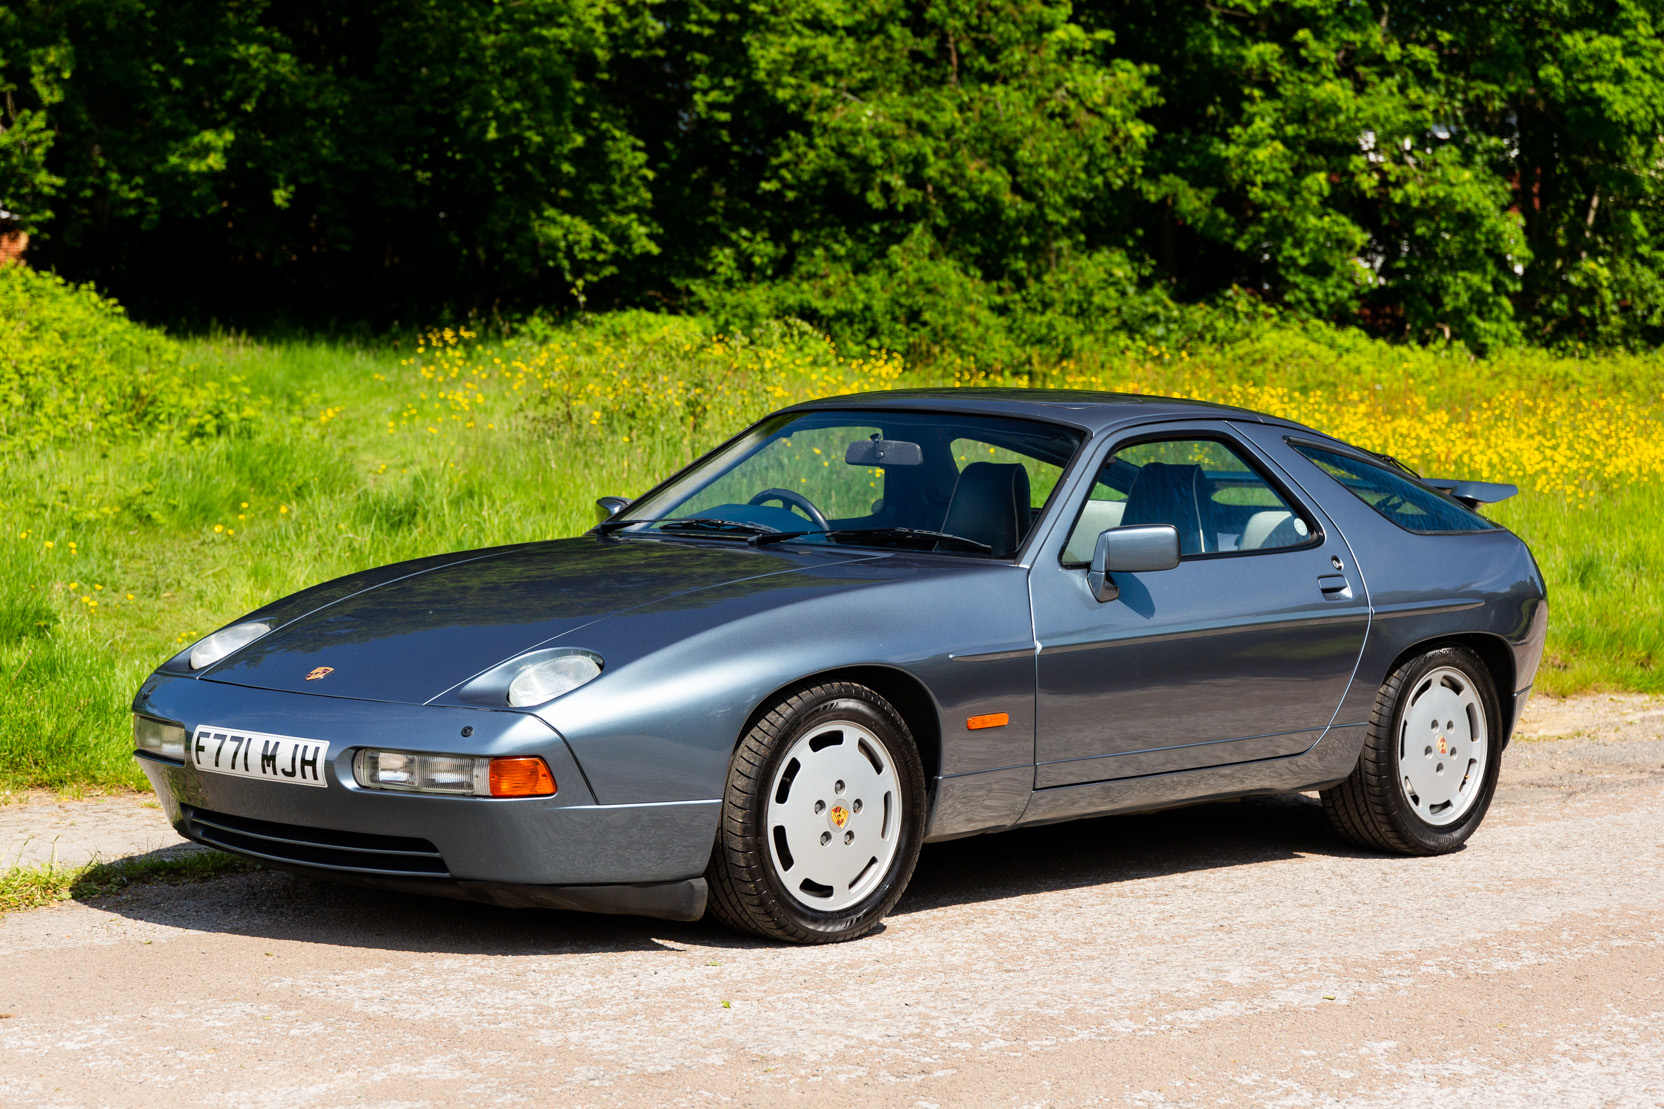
[706,682,926,943]
[1322,645,1503,855]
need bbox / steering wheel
[748,488,831,530]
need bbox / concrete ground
[1,693,1661,1107]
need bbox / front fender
[535,558,1037,806]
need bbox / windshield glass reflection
[615,410,1084,558]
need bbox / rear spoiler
[1423,478,1519,510]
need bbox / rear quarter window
[1293,443,1501,534]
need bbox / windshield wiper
[595,516,780,539]
[754,526,991,553]
[654,517,780,538]
[831,527,993,552]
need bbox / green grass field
[2,312,1661,795]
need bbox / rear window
[1293,443,1500,534]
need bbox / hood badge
[305,666,334,681]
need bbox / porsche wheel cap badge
[829,805,850,829]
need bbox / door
[1030,426,1370,787]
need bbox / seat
[1120,462,1208,555]
[941,462,1031,557]
[1239,510,1293,550]
[1240,509,1307,550]
[1062,499,1127,563]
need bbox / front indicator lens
[353,750,556,798]
[488,757,557,797]
[506,652,601,707]
[188,621,271,671]
[134,715,187,760]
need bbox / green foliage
[2,0,658,317]
[0,265,254,446]
[0,0,64,232]
[2,0,1663,349]
[1103,0,1537,348]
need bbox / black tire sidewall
[743,688,926,940]
[1380,646,1504,852]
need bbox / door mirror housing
[1087,524,1181,603]
[594,496,631,524]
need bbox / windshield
[613,409,1085,557]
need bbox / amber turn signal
[489,756,557,797]
[966,712,1009,730]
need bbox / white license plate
[191,725,331,788]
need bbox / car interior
[1061,439,1312,564]
[646,411,1083,558]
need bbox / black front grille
[183,806,449,877]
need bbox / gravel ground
[0,796,192,870]
[1,693,1661,1107]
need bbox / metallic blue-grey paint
[132,389,1547,912]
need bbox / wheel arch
[1385,633,1519,743]
[736,664,944,783]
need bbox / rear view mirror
[1087,524,1181,603]
[845,439,923,466]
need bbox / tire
[706,681,927,943]
[1322,644,1503,856]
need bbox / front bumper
[134,675,720,907]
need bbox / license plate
[191,725,331,788]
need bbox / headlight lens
[189,621,271,671]
[133,715,187,760]
[353,750,556,797]
[506,651,602,707]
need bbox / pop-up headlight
[505,651,602,707]
[188,621,271,670]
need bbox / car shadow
[896,791,1372,916]
[80,793,1376,954]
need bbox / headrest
[941,462,1030,557]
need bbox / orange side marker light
[966,712,1010,730]
[489,756,557,797]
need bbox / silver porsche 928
[133,390,1545,943]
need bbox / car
[132,389,1547,943]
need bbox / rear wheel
[706,682,926,943]
[1322,645,1502,855]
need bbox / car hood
[199,537,882,704]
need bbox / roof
[789,387,1298,434]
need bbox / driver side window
[1062,437,1313,563]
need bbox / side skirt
[1012,723,1365,830]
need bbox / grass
[1,311,1661,794]
[0,849,259,914]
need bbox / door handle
[1317,574,1353,600]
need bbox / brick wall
[0,230,28,267]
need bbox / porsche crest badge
[829,805,850,829]
[305,666,334,681]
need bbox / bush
[0,265,255,447]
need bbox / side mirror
[594,496,631,524]
[1087,524,1181,603]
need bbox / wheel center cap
[828,804,851,830]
